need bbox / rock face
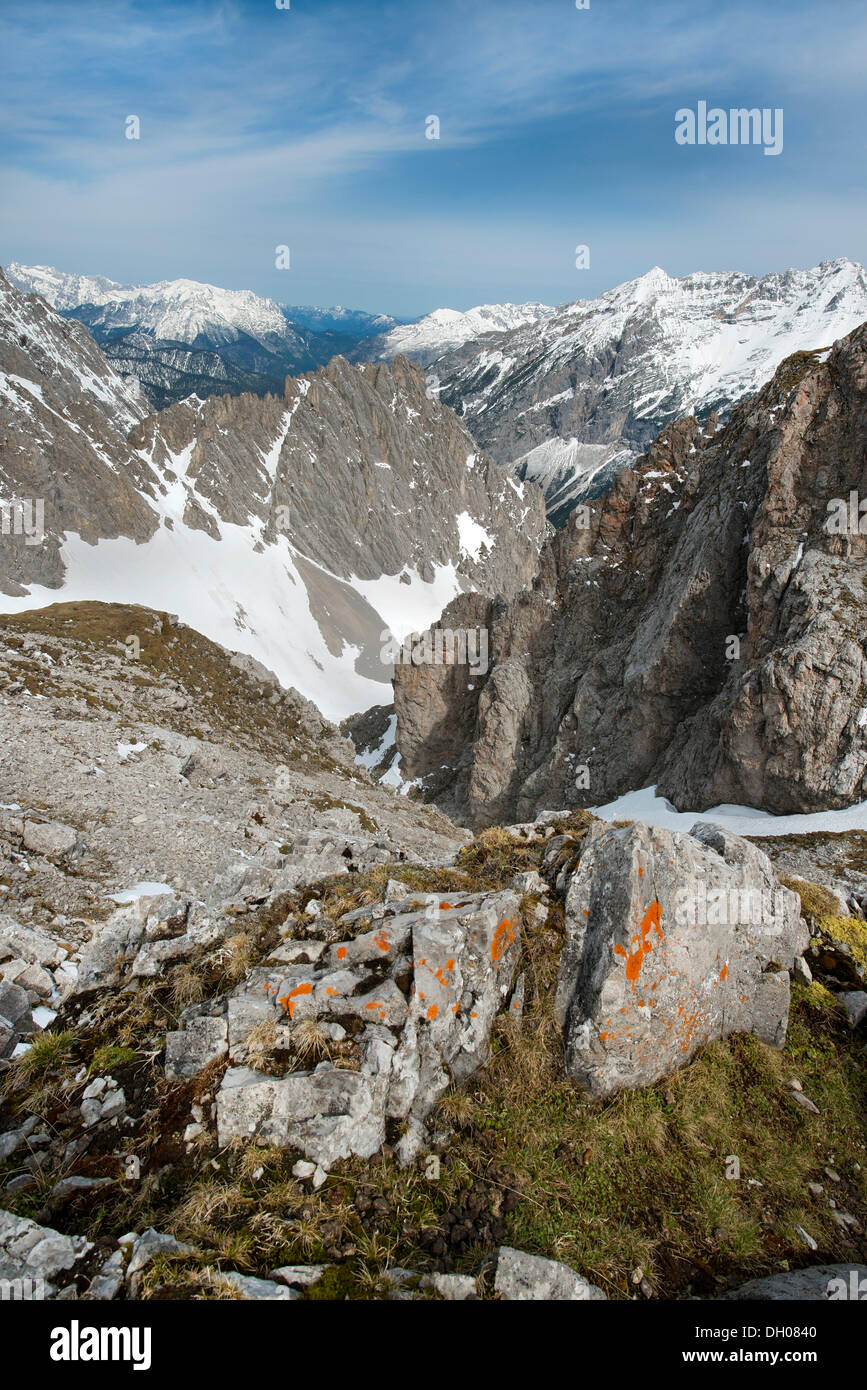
[211,887,522,1167]
[554,821,805,1097]
[395,323,867,823]
[0,267,546,719]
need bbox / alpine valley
[1,256,866,1307]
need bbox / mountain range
[0,267,544,720]
[5,265,397,412]
[11,258,867,529]
[429,258,867,521]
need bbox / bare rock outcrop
[395,324,867,825]
[207,887,522,1168]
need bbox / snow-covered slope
[357,302,555,367]
[0,269,546,721]
[432,258,867,517]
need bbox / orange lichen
[613,901,663,987]
[491,917,517,963]
[278,982,314,1018]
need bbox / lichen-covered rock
[555,821,805,1097]
[388,889,521,1131]
[165,1017,228,1080]
[214,887,522,1168]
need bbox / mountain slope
[427,259,867,518]
[393,325,867,826]
[0,268,546,721]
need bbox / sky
[1,0,866,318]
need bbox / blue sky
[1,0,866,317]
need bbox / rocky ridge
[394,323,867,825]
[2,756,864,1300]
[0,267,546,719]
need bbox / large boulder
[555,821,805,1097]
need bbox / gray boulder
[217,1271,299,1300]
[21,819,78,859]
[841,991,867,1029]
[494,1246,606,1301]
[722,1264,867,1300]
[0,1208,92,1298]
[556,821,805,1097]
[125,1228,194,1296]
[165,1016,229,1080]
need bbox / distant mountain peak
[425,257,867,520]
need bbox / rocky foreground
[0,600,865,1300]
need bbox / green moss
[815,915,867,972]
[88,1044,138,1075]
[779,876,841,920]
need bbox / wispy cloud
[1,0,865,313]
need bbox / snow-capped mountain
[7,264,300,350]
[0,267,545,720]
[5,265,393,409]
[356,302,555,367]
[428,258,867,520]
